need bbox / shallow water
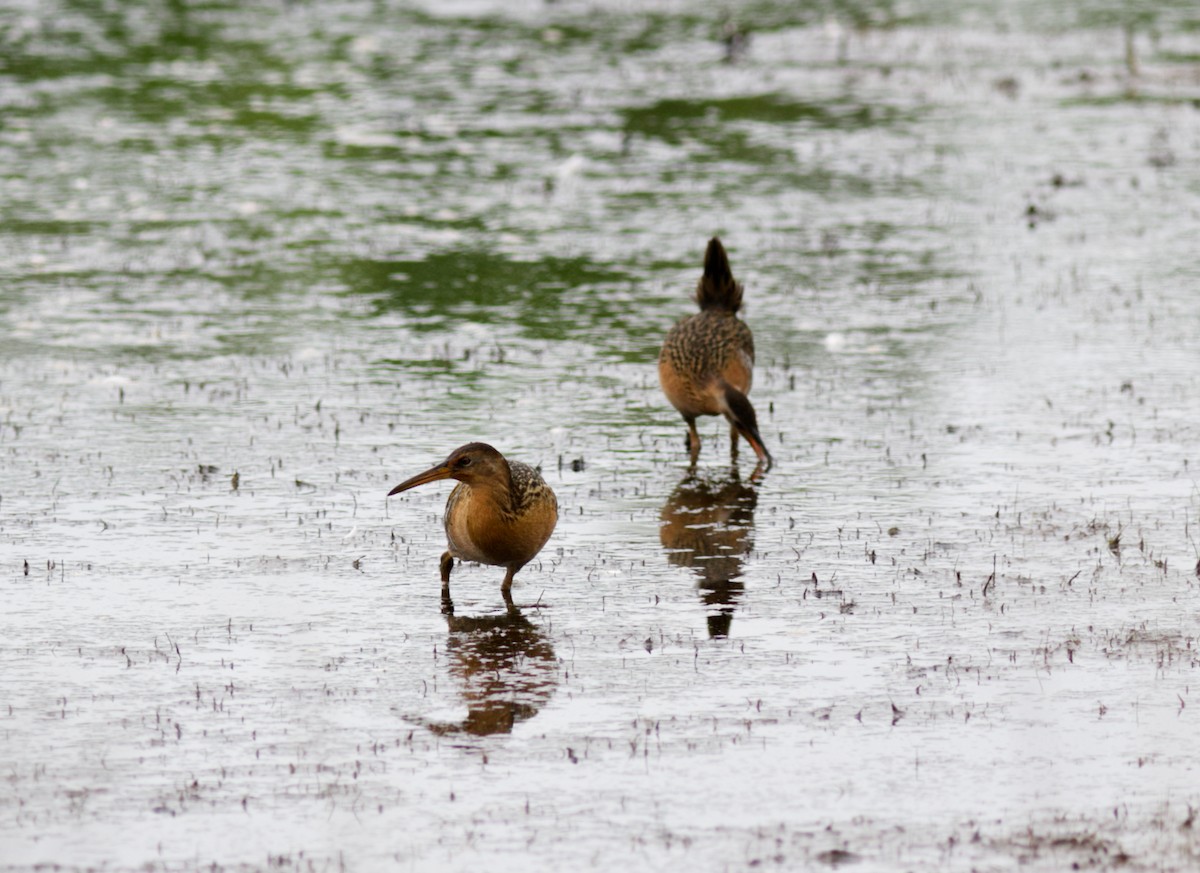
[3,1,1200,870]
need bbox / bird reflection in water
[659,465,761,638]
[419,606,558,737]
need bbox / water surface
[3,1,1200,870]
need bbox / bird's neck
[463,464,515,512]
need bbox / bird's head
[387,442,509,496]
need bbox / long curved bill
[387,463,453,497]
[742,430,773,469]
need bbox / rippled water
[3,1,1200,870]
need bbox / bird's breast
[444,483,557,568]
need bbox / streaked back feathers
[506,460,556,518]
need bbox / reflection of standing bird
[419,609,557,737]
[658,238,772,468]
[387,443,557,610]
[659,468,758,638]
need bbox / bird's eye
[456,456,472,468]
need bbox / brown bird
[387,443,558,609]
[658,237,772,467]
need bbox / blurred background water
[2,1,1200,870]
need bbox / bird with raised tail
[387,443,558,610]
[658,237,773,468]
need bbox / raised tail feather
[722,381,772,467]
[695,237,744,313]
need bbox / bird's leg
[501,565,517,609]
[685,417,701,464]
[439,551,455,614]
[729,421,740,461]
